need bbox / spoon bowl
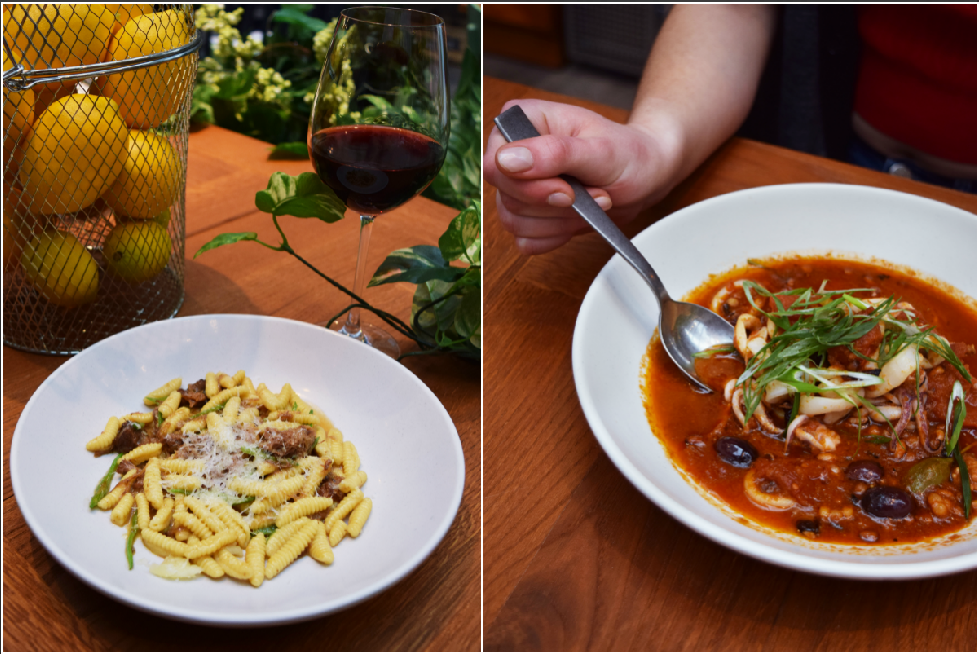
[494,106,734,390]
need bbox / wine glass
[308,6,449,358]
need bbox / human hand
[484,99,683,255]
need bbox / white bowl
[572,183,977,579]
[10,315,466,625]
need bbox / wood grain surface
[482,76,977,652]
[3,125,480,651]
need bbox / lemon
[104,220,171,283]
[31,82,74,120]
[2,54,35,174]
[103,3,153,36]
[5,5,114,91]
[18,94,128,215]
[21,230,100,306]
[152,207,172,228]
[104,130,181,219]
[98,10,193,129]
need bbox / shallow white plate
[572,183,977,579]
[10,314,465,626]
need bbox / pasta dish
[86,370,371,584]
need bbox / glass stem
[343,214,376,338]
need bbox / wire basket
[2,4,203,355]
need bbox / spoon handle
[494,105,670,304]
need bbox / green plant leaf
[193,232,261,258]
[272,5,328,35]
[454,285,481,339]
[269,141,309,159]
[439,202,481,265]
[213,66,257,100]
[369,245,464,287]
[255,172,345,222]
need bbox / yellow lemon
[31,82,74,119]
[152,207,172,228]
[104,130,181,219]
[103,3,153,36]
[21,229,100,306]
[98,10,193,129]
[2,53,35,175]
[5,5,114,91]
[104,220,171,283]
[18,94,128,215]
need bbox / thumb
[495,133,623,187]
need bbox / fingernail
[547,192,573,207]
[497,146,533,173]
[596,195,612,210]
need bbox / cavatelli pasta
[302,458,330,497]
[205,372,220,398]
[215,547,252,580]
[110,492,135,526]
[246,533,266,588]
[145,378,181,405]
[201,386,243,412]
[248,476,305,515]
[148,497,174,532]
[339,471,368,493]
[135,492,151,530]
[97,469,138,510]
[328,520,347,547]
[275,497,334,528]
[87,371,371,585]
[122,412,154,425]
[266,518,309,556]
[265,520,317,579]
[160,459,204,474]
[141,529,188,558]
[223,396,241,422]
[347,498,372,538]
[324,489,364,532]
[309,522,334,565]
[86,416,120,453]
[183,497,226,536]
[157,391,182,418]
[121,442,162,464]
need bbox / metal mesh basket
[2,4,203,355]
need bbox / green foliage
[254,172,346,221]
[423,47,481,211]
[191,5,481,208]
[371,202,481,358]
[193,173,481,360]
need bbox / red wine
[309,125,445,215]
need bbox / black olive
[860,486,914,519]
[796,519,820,535]
[715,437,758,468]
[846,460,884,484]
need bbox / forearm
[630,4,777,186]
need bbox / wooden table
[483,76,977,651]
[3,126,480,651]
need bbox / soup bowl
[571,183,977,579]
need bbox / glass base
[326,319,401,359]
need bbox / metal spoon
[494,105,735,392]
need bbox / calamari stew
[643,257,977,545]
